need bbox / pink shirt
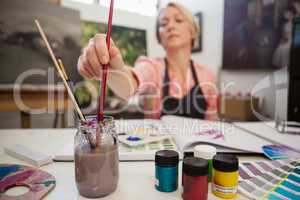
[132,56,218,120]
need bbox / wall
[62,0,276,118]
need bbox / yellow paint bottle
[212,154,239,199]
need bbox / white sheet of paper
[233,121,300,151]
[161,115,272,153]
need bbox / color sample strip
[239,181,267,200]
[239,181,256,193]
[239,167,252,180]
[290,161,298,167]
[267,192,286,200]
[287,174,300,183]
[272,160,283,168]
[263,146,285,160]
[252,187,265,198]
[274,187,300,199]
[262,144,300,160]
[271,169,287,178]
[258,161,273,171]
[294,167,300,175]
[281,180,300,192]
[261,173,276,182]
[250,177,266,187]
[244,163,262,176]
[280,165,293,173]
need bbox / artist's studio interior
[1,0,300,199]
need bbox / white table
[0,129,264,200]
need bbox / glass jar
[74,116,119,198]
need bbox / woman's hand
[77,34,138,100]
[77,34,125,80]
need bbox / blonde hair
[156,2,200,48]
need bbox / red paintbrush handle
[97,0,114,122]
[98,64,109,121]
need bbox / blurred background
[0,0,299,128]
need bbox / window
[69,0,158,16]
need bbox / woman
[77,2,218,120]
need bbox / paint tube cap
[213,154,239,172]
[194,145,217,160]
[155,150,179,167]
[183,157,208,177]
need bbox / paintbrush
[57,59,81,117]
[35,20,99,149]
[97,0,115,122]
[35,19,85,121]
[57,59,97,147]
[57,59,75,92]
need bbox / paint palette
[239,159,300,200]
[0,164,56,200]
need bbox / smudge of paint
[127,136,141,141]
[0,169,35,190]
[0,165,21,180]
[195,129,225,140]
[42,180,56,187]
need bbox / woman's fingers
[109,41,124,70]
[84,44,101,77]
[77,33,125,80]
[94,34,109,64]
[77,55,94,79]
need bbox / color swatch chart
[119,138,177,152]
[239,159,300,200]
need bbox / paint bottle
[194,145,217,182]
[155,150,179,192]
[212,154,239,199]
[182,157,209,200]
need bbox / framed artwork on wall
[0,0,82,84]
[222,0,300,70]
[82,21,147,66]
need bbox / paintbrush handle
[98,0,114,122]
[67,80,75,95]
[67,80,82,120]
[35,20,85,121]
